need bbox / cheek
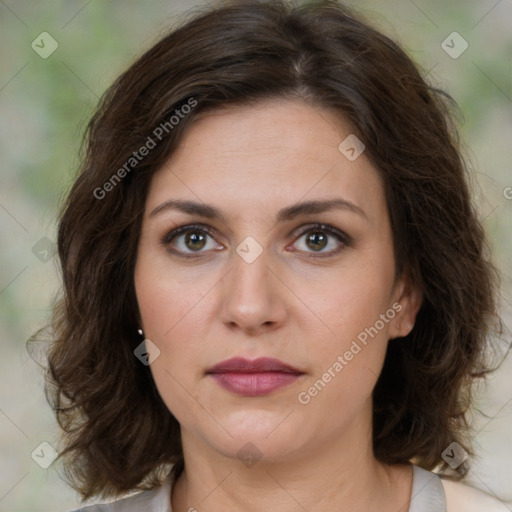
[294,256,395,343]
[292,252,395,399]
[134,250,223,394]
[134,257,213,421]
[134,249,215,341]
[134,261,203,413]
[296,285,392,424]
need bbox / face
[134,98,421,464]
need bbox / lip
[206,357,304,397]
[207,357,302,374]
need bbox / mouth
[206,357,305,397]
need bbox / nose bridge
[219,238,285,331]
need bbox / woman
[41,1,506,510]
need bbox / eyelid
[160,223,224,260]
[290,223,351,244]
[286,223,351,258]
[160,223,216,245]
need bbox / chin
[204,412,310,464]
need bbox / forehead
[175,98,354,164]
[145,98,386,224]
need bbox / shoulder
[66,474,174,512]
[441,477,509,512]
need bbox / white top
[68,465,508,511]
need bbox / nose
[218,245,287,335]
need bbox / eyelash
[160,223,351,259]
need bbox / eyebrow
[149,198,368,222]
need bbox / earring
[137,328,144,337]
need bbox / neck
[171,405,412,512]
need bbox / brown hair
[32,0,503,501]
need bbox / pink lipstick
[206,357,304,397]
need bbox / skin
[134,98,423,512]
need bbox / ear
[388,272,423,340]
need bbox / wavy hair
[31,0,503,501]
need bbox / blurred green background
[1,1,511,510]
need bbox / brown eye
[305,231,328,251]
[291,223,351,258]
[161,224,221,258]
[184,231,207,251]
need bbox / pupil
[307,231,327,251]
[186,232,206,251]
